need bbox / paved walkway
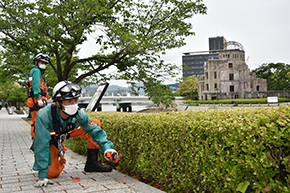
[0,108,165,193]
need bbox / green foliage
[198,75,204,81]
[68,105,290,192]
[176,75,198,99]
[141,79,175,108]
[252,63,290,90]
[7,86,27,103]
[189,102,199,106]
[44,58,79,94]
[66,138,87,156]
[0,0,207,105]
[236,181,250,193]
[0,81,26,103]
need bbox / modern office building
[182,36,226,78]
[182,52,219,78]
[209,36,227,51]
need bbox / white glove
[104,149,119,163]
[37,100,44,107]
[34,178,54,187]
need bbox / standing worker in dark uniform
[26,53,51,151]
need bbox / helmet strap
[58,101,64,111]
[59,101,69,116]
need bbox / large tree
[252,63,290,90]
[0,81,27,108]
[0,0,206,106]
[175,75,198,99]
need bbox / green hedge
[186,98,290,105]
[67,105,290,192]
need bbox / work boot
[30,138,34,151]
[84,149,112,172]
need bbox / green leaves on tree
[0,0,207,105]
[176,75,198,99]
[252,63,290,91]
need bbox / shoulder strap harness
[51,104,77,157]
[51,104,76,136]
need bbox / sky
[78,0,290,87]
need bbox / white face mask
[63,104,78,115]
[39,64,46,70]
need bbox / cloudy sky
[162,0,290,71]
[79,0,290,87]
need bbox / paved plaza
[0,108,164,193]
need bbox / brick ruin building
[197,40,267,100]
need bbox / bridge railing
[77,96,153,112]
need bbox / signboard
[267,96,278,103]
[85,83,109,112]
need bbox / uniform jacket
[26,65,47,99]
[32,104,114,179]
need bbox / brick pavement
[0,108,165,193]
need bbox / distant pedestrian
[4,101,8,110]
[0,101,2,110]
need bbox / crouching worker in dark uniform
[33,81,119,187]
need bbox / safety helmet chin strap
[58,101,69,117]
[58,101,64,111]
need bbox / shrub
[185,98,290,105]
[67,105,290,192]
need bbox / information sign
[267,97,278,103]
[85,83,109,112]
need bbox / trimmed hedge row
[185,98,290,105]
[68,105,290,192]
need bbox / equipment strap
[51,104,76,137]
[51,104,76,156]
[51,104,62,136]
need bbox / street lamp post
[216,88,220,101]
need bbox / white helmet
[34,53,50,63]
[52,81,82,102]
